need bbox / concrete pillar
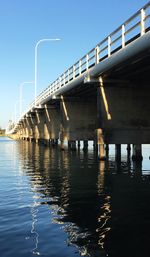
[44,104,60,142]
[93,140,98,152]
[29,137,34,143]
[127,144,131,161]
[60,140,65,150]
[97,128,106,160]
[83,140,88,151]
[98,144,106,160]
[132,144,143,161]
[77,140,81,149]
[105,144,109,158]
[60,97,96,142]
[54,139,58,146]
[68,140,76,151]
[115,144,121,162]
[35,110,45,141]
[35,138,39,144]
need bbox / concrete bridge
[8,2,150,160]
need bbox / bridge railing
[34,2,150,107]
[16,2,147,117]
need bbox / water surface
[0,137,150,257]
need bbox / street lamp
[34,38,60,107]
[14,100,20,123]
[20,81,34,118]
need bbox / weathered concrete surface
[97,81,150,144]
[60,97,97,141]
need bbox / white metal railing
[35,2,150,106]
[9,2,150,133]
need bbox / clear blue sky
[0,0,147,128]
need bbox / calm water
[1,137,150,257]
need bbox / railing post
[68,69,70,82]
[63,73,66,86]
[58,76,61,89]
[108,36,111,57]
[122,24,125,48]
[73,65,75,79]
[49,86,52,95]
[95,46,99,64]
[79,60,82,75]
[86,54,89,70]
[54,82,56,92]
[141,8,145,36]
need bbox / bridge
[7,2,150,160]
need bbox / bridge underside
[12,33,150,160]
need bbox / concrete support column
[60,140,65,150]
[68,140,76,151]
[132,144,143,161]
[97,128,106,160]
[93,140,98,152]
[83,140,88,151]
[44,105,60,143]
[98,144,106,160]
[54,139,58,145]
[77,140,81,149]
[35,110,45,141]
[60,97,96,145]
[28,135,33,142]
[115,144,121,162]
[105,144,109,158]
[127,144,131,161]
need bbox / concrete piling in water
[105,144,109,159]
[68,140,76,151]
[115,144,121,163]
[77,140,80,149]
[98,144,106,160]
[132,144,143,161]
[83,140,88,151]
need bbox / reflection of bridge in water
[8,2,150,161]
[17,140,150,257]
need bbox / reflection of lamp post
[34,38,60,107]
[20,81,34,118]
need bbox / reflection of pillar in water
[132,160,142,175]
[97,161,111,250]
[30,201,40,255]
[97,161,105,194]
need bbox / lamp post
[34,38,60,107]
[20,81,34,118]
[14,100,20,124]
